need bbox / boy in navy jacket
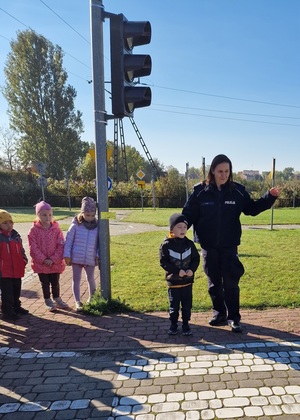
[160,213,200,336]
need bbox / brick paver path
[1,268,300,419]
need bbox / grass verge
[4,206,300,226]
[82,291,131,316]
[4,207,300,314]
[109,228,300,312]
[120,207,300,226]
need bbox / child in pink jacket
[28,201,67,312]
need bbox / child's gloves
[64,257,72,266]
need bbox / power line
[67,70,92,83]
[0,7,32,30]
[0,34,11,42]
[1,38,89,74]
[153,103,300,120]
[0,6,91,72]
[2,5,299,116]
[64,52,91,70]
[154,85,300,109]
[150,107,300,127]
[39,0,90,45]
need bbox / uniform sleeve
[189,242,200,273]
[182,184,203,229]
[241,188,277,216]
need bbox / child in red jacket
[0,210,28,321]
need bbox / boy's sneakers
[168,324,178,335]
[75,301,83,312]
[45,298,57,312]
[228,320,243,333]
[182,323,193,336]
[54,297,69,309]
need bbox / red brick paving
[1,268,299,353]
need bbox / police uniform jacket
[182,181,277,249]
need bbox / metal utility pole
[270,157,276,230]
[151,171,156,209]
[90,0,111,299]
[202,157,206,181]
[185,162,189,201]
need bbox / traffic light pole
[90,0,111,299]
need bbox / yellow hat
[0,210,13,224]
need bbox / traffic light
[109,13,152,118]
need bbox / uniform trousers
[202,247,244,322]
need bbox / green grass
[110,228,300,312]
[4,207,80,222]
[120,207,300,226]
[81,291,131,316]
[4,206,300,225]
[4,207,300,313]
[238,230,300,309]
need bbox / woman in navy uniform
[182,154,279,332]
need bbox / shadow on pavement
[1,301,300,417]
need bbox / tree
[106,140,165,183]
[0,127,20,171]
[282,167,295,181]
[188,166,201,181]
[143,157,165,181]
[155,166,186,207]
[78,152,96,182]
[3,30,85,179]
[107,143,147,182]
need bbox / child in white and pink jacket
[63,197,99,312]
[28,201,67,312]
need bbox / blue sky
[0,0,299,174]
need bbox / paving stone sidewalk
[1,268,300,419]
[1,217,300,418]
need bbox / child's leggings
[72,264,96,302]
[38,273,60,299]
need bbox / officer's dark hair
[206,154,233,185]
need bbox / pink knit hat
[35,201,52,215]
[81,197,96,213]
